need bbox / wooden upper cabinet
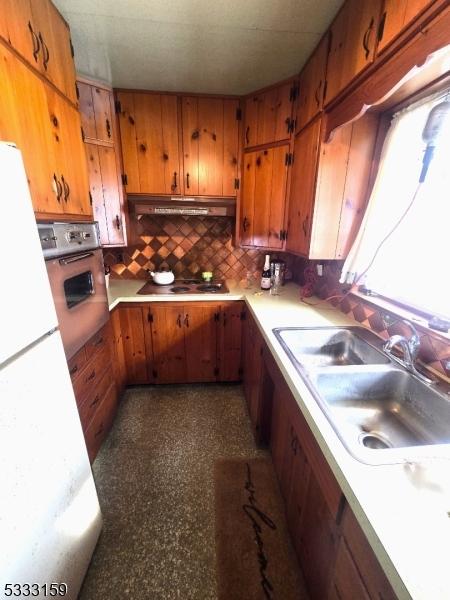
[181,96,239,196]
[240,145,289,249]
[1,43,59,215]
[377,0,435,53]
[3,0,77,103]
[79,82,114,143]
[116,91,181,195]
[79,79,128,245]
[244,81,295,148]
[45,87,91,217]
[285,118,322,256]
[325,0,382,105]
[295,34,329,133]
[286,113,378,259]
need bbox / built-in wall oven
[38,222,109,359]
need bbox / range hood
[130,196,236,217]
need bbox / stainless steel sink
[273,326,450,464]
[273,327,390,368]
[312,368,450,453]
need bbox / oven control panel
[38,222,100,259]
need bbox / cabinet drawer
[78,366,115,432]
[72,342,111,402]
[67,346,87,382]
[85,323,111,361]
[84,382,118,462]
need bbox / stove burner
[170,286,191,293]
[196,284,222,293]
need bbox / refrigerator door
[0,143,58,363]
[0,331,102,599]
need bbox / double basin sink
[273,327,450,464]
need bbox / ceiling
[53,0,343,95]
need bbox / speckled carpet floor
[79,384,270,600]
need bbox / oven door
[45,248,109,358]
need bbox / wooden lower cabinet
[262,343,397,600]
[67,321,119,462]
[116,301,244,385]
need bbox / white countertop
[108,278,450,600]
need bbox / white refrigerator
[0,143,102,598]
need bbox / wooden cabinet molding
[324,2,450,139]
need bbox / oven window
[63,271,94,309]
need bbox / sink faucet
[383,320,434,384]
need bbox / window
[340,90,450,321]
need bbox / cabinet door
[7,48,60,215]
[299,472,339,600]
[377,0,434,53]
[116,91,140,193]
[119,307,148,384]
[134,93,180,195]
[286,436,311,560]
[110,309,126,394]
[219,302,243,381]
[3,0,38,68]
[325,0,381,104]
[241,146,288,248]
[78,82,97,140]
[329,537,371,600]
[148,304,186,383]
[85,143,108,244]
[92,85,113,142]
[270,387,292,499]
[296,35,329,132]
[286,118,321,256]
[45,1,77,104]
[184,304,219,382]
[182,97,239,196]
[244,83,294,147]
[98,145,125,245]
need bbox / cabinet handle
[242,216,249,232]
[93,336,104,347]
[38,32,50,70]
[186,173,190,189]
[52,174,62,202]
[115,214,121,230]
[362,17,374,60]
[184,314,189,328]
[314,80,322,107]
[69,365,78,376]
[172,171,177,190]
[61,176,70,202]
[28,22,40,62]
[106,118,111,138]
[90,395,100,408]
[176,314,182,328]
[87,370,96,382]
[139,143,146,153]
[302,215,309,238]
[245,126,250,145]
[94,424,104,438]
[377,11,387,42]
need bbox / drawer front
[67,346,87,382]
[78,366,115,432]
[85,322,112,361]
[73,342,111,402]
[84,382,118,462]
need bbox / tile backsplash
[103,215,296,281]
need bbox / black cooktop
[137,280,229,295]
